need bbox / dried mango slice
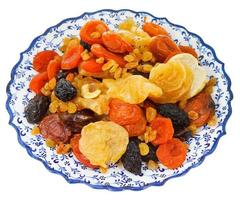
[79,121,129,168]
[103,75,162,104]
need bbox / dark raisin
[59,109,100,133]
[130,69,149,79]
[121,140,142,175]
[175,130,193,142]
[141,143,158,162]
[54,78,77,102]
[80,40,91,51]
[57,68,78,81]
[56,70,68,80]
[24,95,50,124]
[157,103,190,132]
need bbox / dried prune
[39,114,72,143]
[157,103,190,132]
[80,40,91,51]
[127,138,157,162]
[54,78,77,102]
[59,109,100,133]
[175,130,193,142]
[121,139,142,175]
[24,95,50,124]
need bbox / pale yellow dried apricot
[103,75,162,104]
[79,121,129,168]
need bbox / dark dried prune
[127,138,158,162]
[80,40,91,51]
[175,130,193,142]
[24,95,50,124]
[121,140,142,175]
[54,78,77,102]
[39,114,72,143]
[157,103,190,132]
[59,109,100,133]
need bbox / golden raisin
[59,102,68,112]
[139,142,149,156]
[40,87,51,96]
[124,54,135,62]
[46,139,56,148]
[125,61,138,69]
[48,78,57,90]
[188,110,199,120]
[67,102,77,113]
[147,160,158,170]
[31,126,41,135]
[81,50,91,61]
[99,167,108,173]
[146,107,157,122]
[188,124,197,134]
[109,65,118,73]
[44,82,50,90]
[142,64,153,73]
[96,57,104,64]
[142,51,153,62]
[49,100,59,113]
[114,67,122,79]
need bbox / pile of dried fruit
[25,18,216,175]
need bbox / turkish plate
[6,9,233,191]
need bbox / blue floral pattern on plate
[6,9,233,191]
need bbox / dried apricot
[79,121,129,168]
[150,35,181,62]
[143,22,169,37]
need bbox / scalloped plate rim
[5,9,233,191]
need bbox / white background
[0,0,239,199]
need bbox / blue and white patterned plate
[6,9,233,191]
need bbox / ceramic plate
[6,9,233,191]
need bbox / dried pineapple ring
[79,121,129,168]
[103,75,162,104]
